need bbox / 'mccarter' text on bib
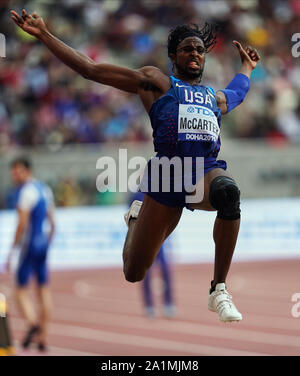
[178,104,220,142]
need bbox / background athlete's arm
[47,210,55,245]
[45,187,56,245]
[6,183,38,272]
[12,208,30,248]
[6,208,30,272]
[216,41,260,114]
[11,9,169,99]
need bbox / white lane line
[73,279,296,311]
[54,290,300,332]
[54,292,143,314]
[50,305,300,350]
[11,317,266,356]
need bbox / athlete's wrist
[239,63,253,78]
[38,27,52,41]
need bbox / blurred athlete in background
[6,157,55,351]
[128,192,176,319]
[11,9,260,322]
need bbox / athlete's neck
[173,73,202,86]
[21,175,34,185]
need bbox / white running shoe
[208,283,242,322]
[163,304,177,319]
[124,200,143,227]
[145,306,157,319]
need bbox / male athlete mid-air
[11,9,260,322]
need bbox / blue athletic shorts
[16,245,49,287]
[142,158,227,210]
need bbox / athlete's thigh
[189,168,234,211]
[16,253,32,287]
[34,258,49,286]
[129,194,183,270]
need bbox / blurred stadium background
[0,0,300,356]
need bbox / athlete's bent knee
[123,263,146,283]
[209,176,241,220]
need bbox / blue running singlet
[140,75,227,209]
[16,179,54,286]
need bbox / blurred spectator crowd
[5,175,121,208]
[1,0,300,206]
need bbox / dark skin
[11,9,260,289]
[11,10,260,114]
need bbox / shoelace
[214,290,234,312]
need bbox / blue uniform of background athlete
[7,157,55,350]
[16,179,54,287]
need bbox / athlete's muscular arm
[11,9,169,101]
[216,41,260,114]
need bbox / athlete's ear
[169,53,176,72]
[169,53,176,65]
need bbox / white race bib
[178,104,220,142]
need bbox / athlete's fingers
[22,9,30,17]
[10,10,20,18]
[244,45,260,62]
[253,50,260,60]
[249,48,260,61]
[233,40,243,51]
[233,40,248,57]
[22,9,34,23]
[22,9,30,20]
[10,10,23,24]
[11,16,20,25]
[246,46,254,56]
[32,12,38,19]
[11,15,25,27]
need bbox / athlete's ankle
[210,279,226,294]
[128,217,137,226]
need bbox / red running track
[3,259,300,356]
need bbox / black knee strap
[209,176,241,220]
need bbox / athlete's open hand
[233,40,260,70]
[11,9,48,38]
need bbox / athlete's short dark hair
[10,156,32,170]
[167,22,219,57]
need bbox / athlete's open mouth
[188,60,200,69]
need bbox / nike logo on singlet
[175,83,189,88]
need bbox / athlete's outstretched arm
[11,9,166,94]
[216,41,260,114]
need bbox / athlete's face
[10,164,31,185]
[171,37,206,79]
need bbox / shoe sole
[220,317,242,323]
[208,307,242,322]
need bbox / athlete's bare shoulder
[137,66,171,112]
[138,66,171,93]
